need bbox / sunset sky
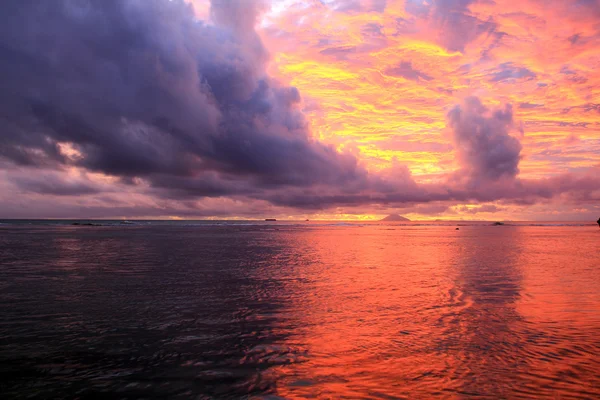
[1,0,599,220]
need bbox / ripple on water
[0,225,600,398]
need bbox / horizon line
[1,218,597,223]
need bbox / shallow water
[1,223,599,399]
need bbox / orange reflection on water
[261,225,600,398]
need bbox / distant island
[380,214,411,222]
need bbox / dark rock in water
[456,228,460,230]
[72,222,101,226]
[492,222,505,226]
[381,214,410,222]
[265,218,277,221]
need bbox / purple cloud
[447,97,522,182]
[405,0,497,52]
[458,204,504,214]
[0,2,599,218]
[8,172,102,196]
[0,0,369,206]
[519,103,544,109]
[385,61,433,81]
[330,0,387,13]
[489,63,537,82]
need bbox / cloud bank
[0,0,599,219]
[0,0,370,202]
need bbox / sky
[0,0,599,221]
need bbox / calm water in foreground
[1,221,599,399]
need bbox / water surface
[1,223,599,398]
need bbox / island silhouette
[381,214,411,222]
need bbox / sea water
[1,222,599,398]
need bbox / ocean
[1,221,599,399]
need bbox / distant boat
[492,222,505,226]
[305,219,309,221]
[265,218,277,222]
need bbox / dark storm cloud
[385,61,433,82]
[8,172,101,196]
[210,0,268,35]
[0,0,367,199]
[447,97,522,182]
